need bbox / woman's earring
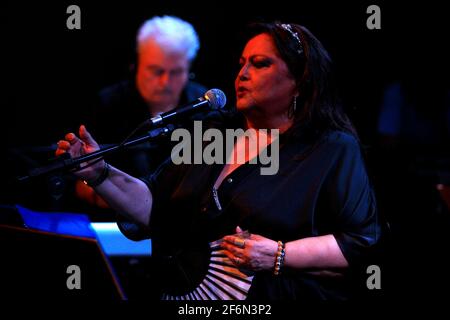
[288,95,298,119]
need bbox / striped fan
[161,236,254,300]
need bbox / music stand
[0,206,126,299]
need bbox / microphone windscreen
[205,89,227,109]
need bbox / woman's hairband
[279,23,303,54]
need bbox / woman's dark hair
[244,22,358,139]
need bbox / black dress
[118,115,382,300]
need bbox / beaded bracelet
[274,241,286,276]
[83,163,110,187]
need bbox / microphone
[147,88,227,127]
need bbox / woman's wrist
[83,162,110,187]
[273,240,286,275]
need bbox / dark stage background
[3,0,445,146]
[1,0,450,303]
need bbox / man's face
[136,40,190,113]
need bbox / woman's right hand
[55,125,104,181]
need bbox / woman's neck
[245,113,293,134]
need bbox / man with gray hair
[76,15,207,209]
[135,15,202,115]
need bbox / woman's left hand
[221,226,279,271]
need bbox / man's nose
[158,72,170,86]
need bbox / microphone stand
[17,125,175,182]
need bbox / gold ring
[235,238,245,248]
